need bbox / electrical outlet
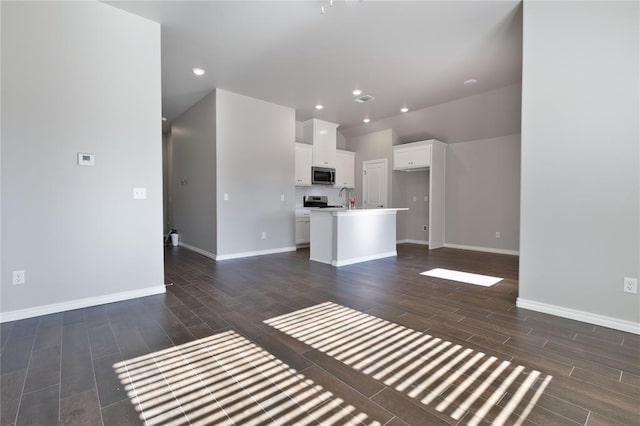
[412,196,417,202]
[12,270,25,285]
[280,194,285,201]
[424,196,428,202]
[423,225,428,231]
[223,193,229,201]
[261,232,267,239]
[133,187,147,199]
[623,277,638,294]
[495,232,501,239]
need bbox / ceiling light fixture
[321,0,341,15]
[400,107,409,113]
[352,89,362,96]
[192,67,206,76]
[464,78,477,85]
[315,104,324,110]
[162,117,167,122]
[363,118,370,123]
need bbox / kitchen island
[309,208,408,267]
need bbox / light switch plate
[224,193,229,201]
[133,187,147,199]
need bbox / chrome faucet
[339,187,351,208]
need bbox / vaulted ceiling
[107,1,522,132]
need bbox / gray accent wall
[1,1,164,314]
[162,132,172,233]
[446,134,521,251]
[346,129,395,208]
[215,90,296,256]
[520,1,639,323]
[394,171,430,243]
[170,91,217,254]
[341,85,522,143]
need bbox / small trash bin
[170,233,179,247]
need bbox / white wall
[1,1,164,318]
[446,134,521,252]
[216,89,296,256]
[519,1,639,328]
[170,91,217,254]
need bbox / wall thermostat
[78,153,95,166]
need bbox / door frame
[362,158,388,208]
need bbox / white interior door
[362,159,388,208]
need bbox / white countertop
[309,207,409,216]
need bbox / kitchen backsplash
[295,186,353,208]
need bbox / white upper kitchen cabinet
[334,149,355,188]
[393,140,434,170]
[295,143,312,186]
[392,139,446,249]
[302,118,339,167]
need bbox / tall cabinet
[302,119,340,167]
[393,139,446,249]
[334,149,355,188]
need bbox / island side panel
[333,210,398,266]
[309,210,335,264]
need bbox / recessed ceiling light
[363,118,370,123]
[162,117,167,122]
[352,89,362,96]
[464,79,477,85]
[400,107,409,113]
[192,67,206,76]
[315,104,324,110]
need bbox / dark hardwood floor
[1,244,638,425]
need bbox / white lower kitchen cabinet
[295,211,310,244]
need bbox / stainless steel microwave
[312,166,335,185]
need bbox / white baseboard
[0,285,166,323]
[216,246,297,261]
[179,242,297,261]
[444,243,519,256]
[178,242,217,260]
[332,251,397,267]
[397,239,429,246]
[517,298,640,335]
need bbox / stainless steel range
[303,195,343,208]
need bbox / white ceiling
[107,1,522,131]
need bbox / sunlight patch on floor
[113,330,381,425]
[420,268,503,286]
[265,302,552,425]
